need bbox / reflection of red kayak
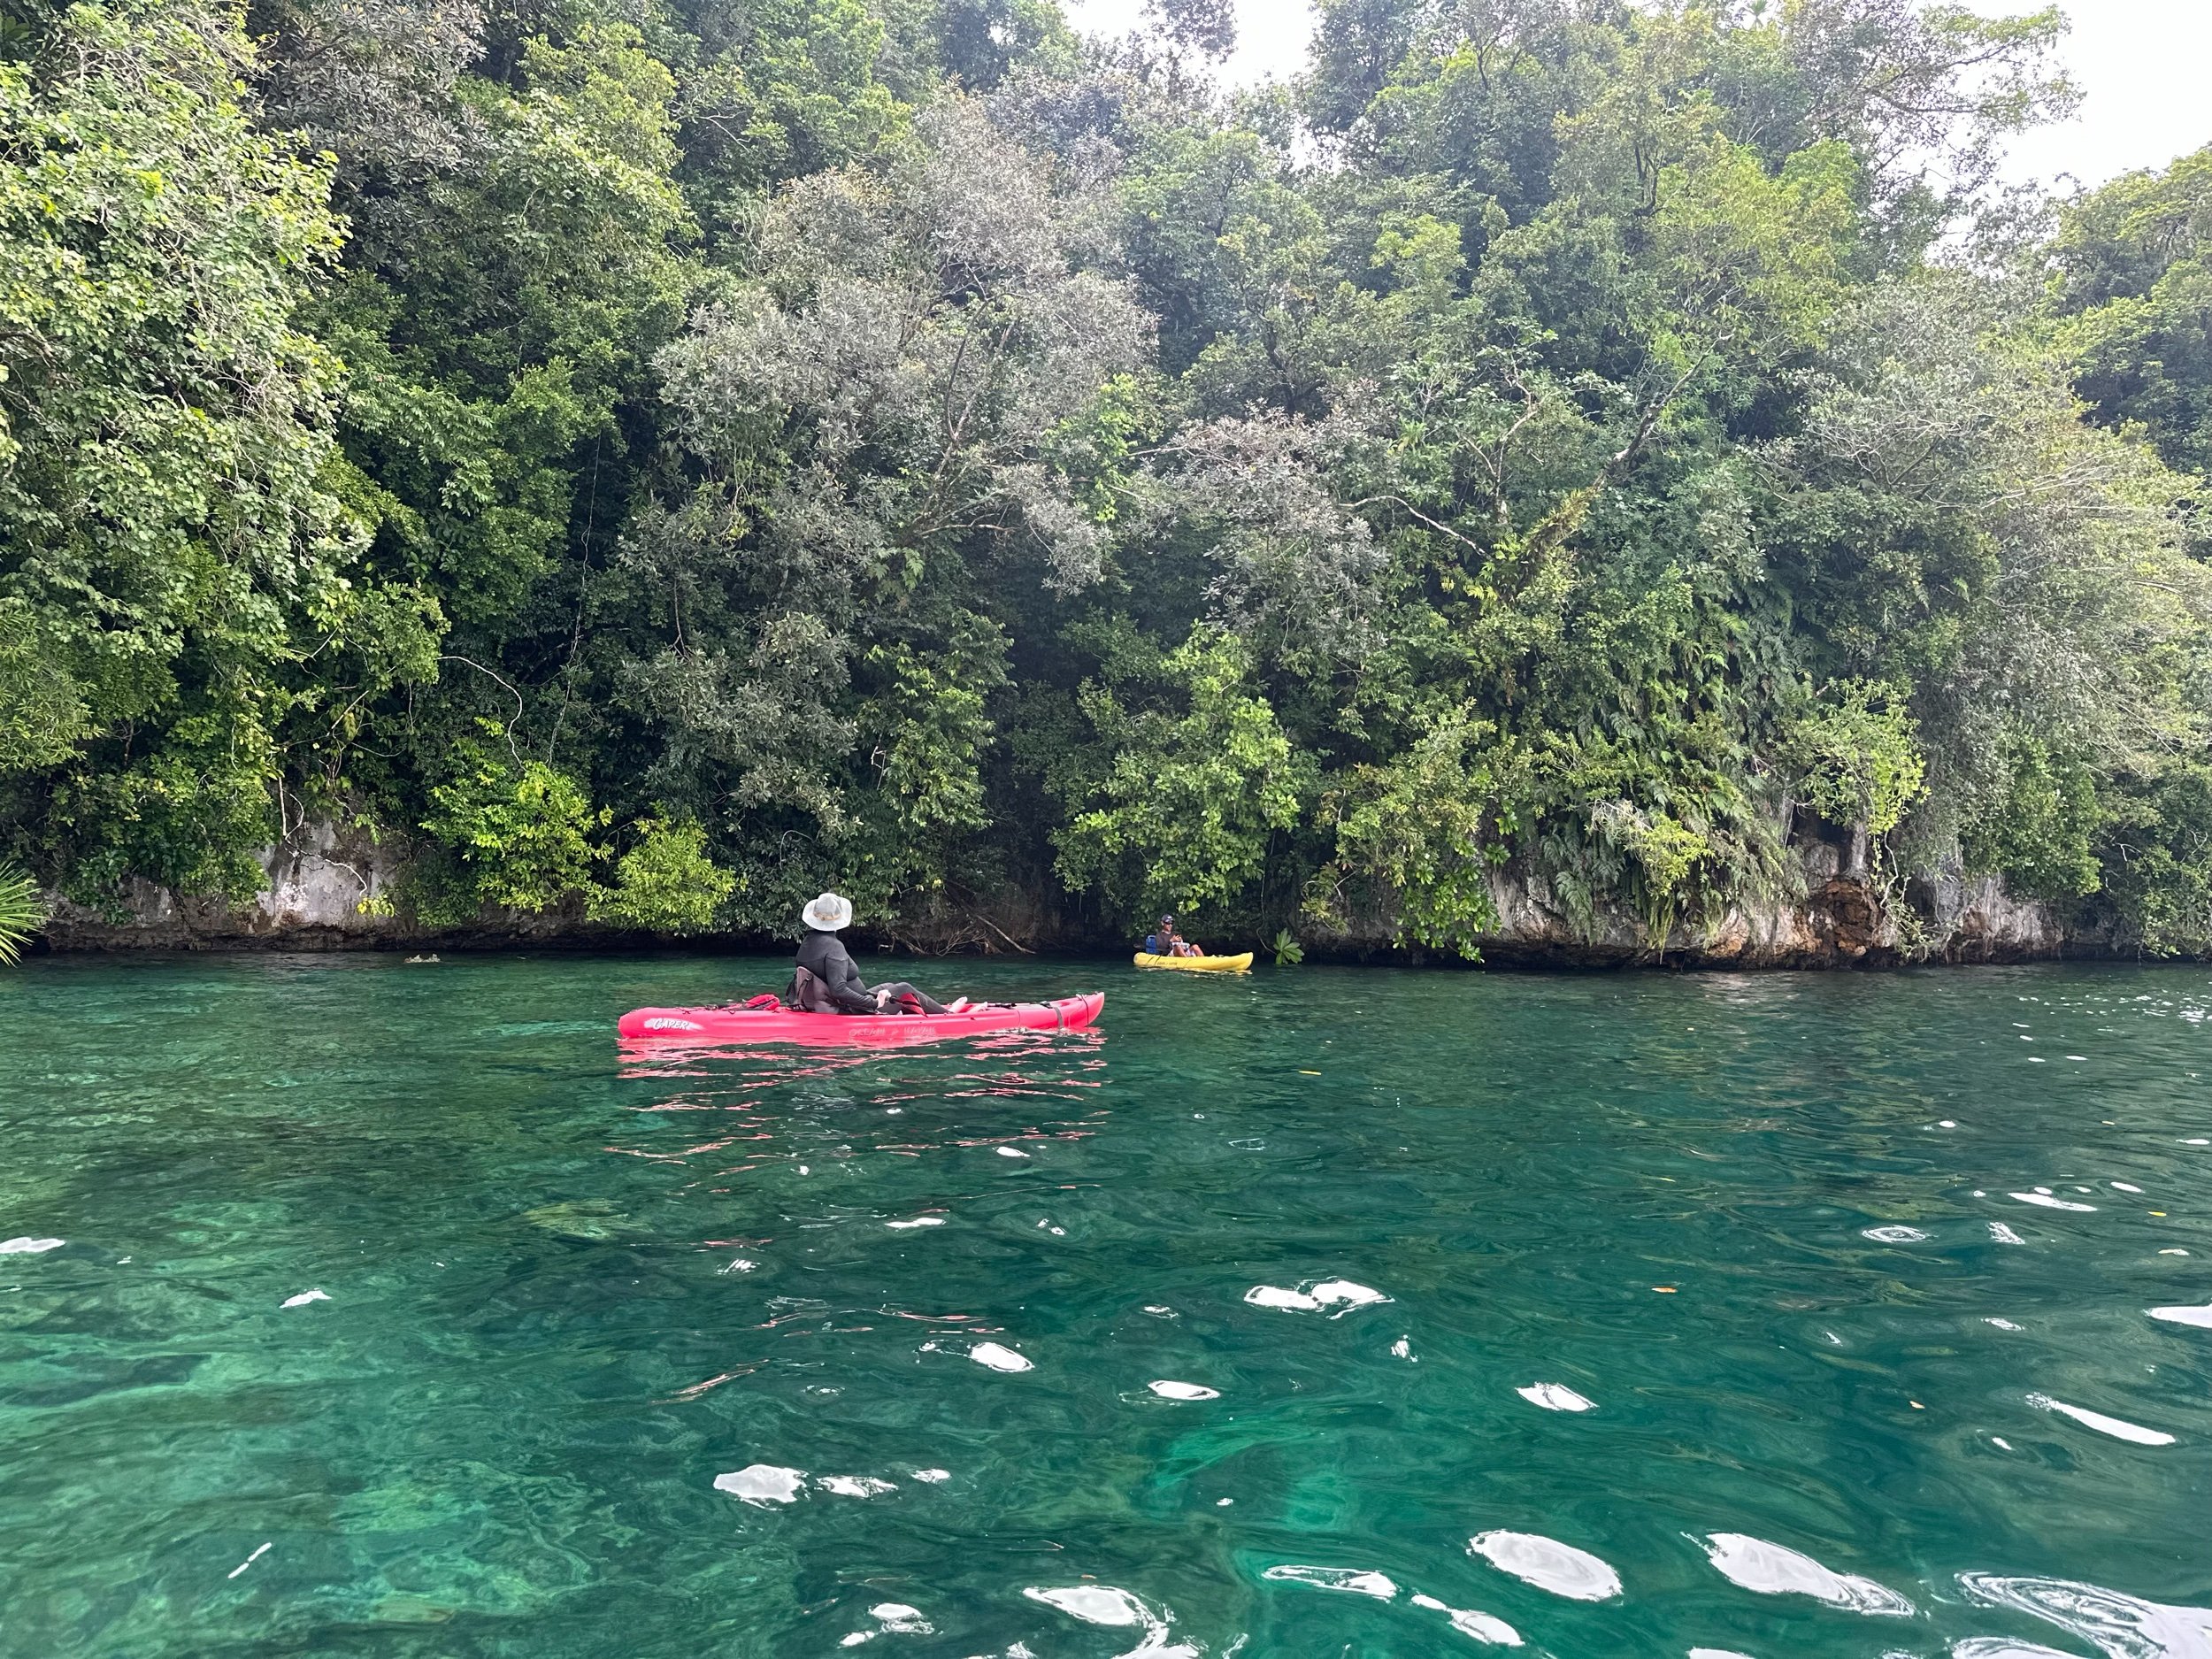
[617,992,1104,1048]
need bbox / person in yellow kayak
[791,893,965,1015]
[1141,915,1205,957]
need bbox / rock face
[1313,837,2100,968]
[38,822,595,950]
[42,821,398,949]
[37,819,2107,966]
[1455,867,2076,969]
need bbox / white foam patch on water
[714,1464,805,1506]
[719,1257,757,1274]
[1688,1650,1761,1659]
[2111,1182,2144,1194]
[1262,1565,1399,1600]
[1863,1225,1928,1243]
[280,1288,329,1308]
[842,1601,934,1642]
[1961,1571,2212,1659]
[1311,1279,1389,1310]
[1952,1640,2082,1658]
[1022,1586,1199,1658]
[2011,1193,2097,1211]
[1699,1534,1914,1616]
[885,1217,944,1229]
[1148,1379,1219,1401]
[1991,1223,2027,1245]
[970,1342,1033,1372]
[2025,1394,2177,1446]
[1468,1532,1621,1601]
[1408,1592,1521,1646]
[1391,1337,1414,1360]
[910,1467,950,1482]
[0,1237,64,1255]
[2161,1249,2191,1256]
[1025,1586,1146,1624]
[2149,1304,2212,1329]
[1517,1382,1594,1412]
[1245,1279,1391,1317]
[818,1475,896,1497]
[996,1147,1029,1158]
[870,1603,931,1633]
[1986,1317,2024,1331]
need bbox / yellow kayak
[1133,950,1253,973]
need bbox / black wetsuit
[792,929,946,1015]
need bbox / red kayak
[618,992,1104,1048]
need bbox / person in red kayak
[790,893,965,1015]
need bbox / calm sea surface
[2,954,2208,1658]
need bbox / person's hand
[874,987,890,1010]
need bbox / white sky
[1059,0,2212,189]
[1992,0,2212,188]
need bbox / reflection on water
[1,954,2208,1656]
[1698,1532,1914,1617]
[1469,1530,1624,1602]
[1515,1379,1595,1411]
[1962,1573,2212,1658]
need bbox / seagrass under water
[1,953,2208,1658]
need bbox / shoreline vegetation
[8,0,2212,968]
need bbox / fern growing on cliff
[0,864,45,964]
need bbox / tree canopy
[6,0,2212,956]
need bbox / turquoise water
[2,956,2208,1658]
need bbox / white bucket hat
[802,892,853,932]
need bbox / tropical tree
[0,0,424,900]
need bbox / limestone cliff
[36,819,2107,965]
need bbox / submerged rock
[521,1200,645,1241]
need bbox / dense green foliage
[5,0,2212,955]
